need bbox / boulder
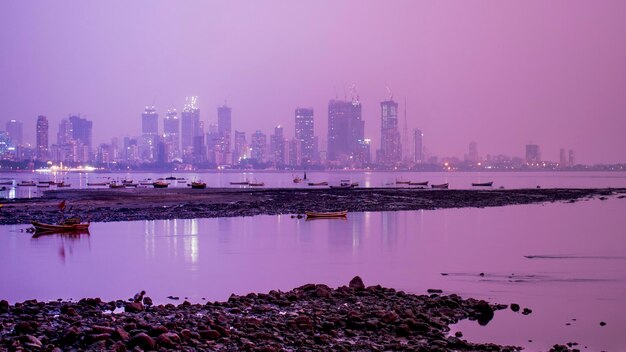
[349,276,365,290]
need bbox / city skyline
[1,1,625,164]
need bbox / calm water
[0,197,625,351]
[1,170,625,199]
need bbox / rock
[110,341,127,352]
[198,329,221,340]
[455,331,463,337]
[155,333,177,347]
[14,321,37,334]
[62,327,80,344]
[510,303,520,312]
[0,300,8,313]
[427,289,443,294]
[381,311,399,323]
[22,335,42,348]
[315,285,332,298]
[473,300,494,326]
[600,321,606,326]
[124,302,144,313]
[349,276,365,290]
[167,295,179,300]
[85,333,111,344]
[127,332,156,350]
[114,327,130,342]
[142,296,153,306]
[92,325,115,334]
[522,308,532,315]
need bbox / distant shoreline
[1,187,623,225]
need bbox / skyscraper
[250,130,267,162]
[467,141,478,163]
[413,129,423,163]
[379,99,402,164]
[327,98,364,163]
[6,120,23,146]
[217,104,232,164]
[559,148,567,167]
[163,108,180,161]
[295,108,315,165]
[141,106,159,161]
[568,149,575,167]
[233,130,247,164]
[270,125,285,165]
[525,144,541,164]
[36,115,49,160]
[69,115,93,162]
[181,96,200,158]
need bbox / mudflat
[0,187,623,225]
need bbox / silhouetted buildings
[233,130,247,164]
[217,104,231,165]
[181,96,200,161]
[6,120,22,147]
[250,130,266,163]
[270,126,285,166]
[466,141,479,163]
[163,108,180,162]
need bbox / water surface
[0,197,624,350]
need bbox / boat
[18,181,36,187]
[122,179,134,185]
[305,210,348,219]
[308,181,329,186]
[124,183,138,188]
[165,176,177,180]
[249,182,265,187]
[408,181,429,186]
[395,180,411,185]
[293,176,303,183]
[0,180,13,185]
[177,180,187,184]
[330,184,353,189]
[39,180,55,185]
[109,182,125,188]
[57,183,71,187]
[431,183,449,189]
[191,181,207,189]
[36,184,50,188]
[230,181,250,185]
[31,220,90,233]
[139,181,153,186]
[153,181,169,188]
[87,182,108,186]
[472,181,494,187]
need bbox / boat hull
[305,210,348,219]
[31,221,90,233]
[431,183,449,189]
[472,182,494,187]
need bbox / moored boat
[330,184,353,189]
[31,221,90,233]
[409,181,429,186]
[431,183,449,189]
[153,181,169,188]
[18,181,36,187]
[165,175,177,180]
[191,181,207,189]
[230,181,250,185]
[87,182,108,186]
[293,176,303,183]
[249,182,265,187]
[109,182,125,188]
[472,181,494,187]
[308,181,329,186]
[395,180,411,185]
[305,210,348,219]
[0,180,13,185]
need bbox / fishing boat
[191,181,207,189]
[395,179,411,185]
[31,220,90,233]
[305,210,348,219]
[124,183,138,188]
[249,182,265,187]
[165,175,177,180]
[230,181,249,185]
[36,184,50,188]
[409,181,429,186]
[139,180,153,186]
[109,182,125,189]
[153,181,169,188]
[431,183,449,189]
[57,182,71,187]
[87,182,108,186]
[0,180,13,185]
[122,179,134,185]
[293,176,303,183]
[330,184,353,189]
[18,181,36,187]
[308,181,329,186]
[472,181,494,187]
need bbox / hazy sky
[1,1,625,164]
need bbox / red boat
[31,221,90,233]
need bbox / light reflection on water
[0,198,624,350]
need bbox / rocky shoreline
[0,277,527,352]
[0,187,623,225]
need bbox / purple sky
[1,1,625,164]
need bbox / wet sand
[0,187,623,225]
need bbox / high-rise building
[525,144,541,164]
[36,115,49,160]
[163,108,180,161]
[568,149,575,167]
[69,115,93,162]
[217,105,232,164]
[206,123,220,164]
[379,100,402,164]
[413,129,423,163]
[6,120,23,147]
[250,130,267,162]
[270,126,285,165]
[181,96,200,159]
[327,98,364,163]
[233,130,247,164]
[141,106,159,161]
[467,141,478,163]
[295,108,315,165]
[57,119,73,145]
[559,148,567,167]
